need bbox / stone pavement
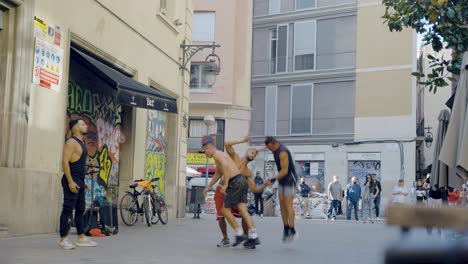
[0,215,401,264]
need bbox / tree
[382,0,468,93]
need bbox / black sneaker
[243,238,260,249]
[289,229,298,241]
[282,229,290,243]
[232,235,247,247]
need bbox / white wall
[420,45,453,167]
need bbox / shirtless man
[203,135,269,248]
[202,136,264,248]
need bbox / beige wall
[189,0,253,152]
[354,1,416,142]
[190,0,252,108]
[355,3,414,118]
[355,69,413,117]
[0,0,192,236]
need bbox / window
[276,86,291,135]
[313,81,355,134]
[269,0,281,14]
[265,86,277,134]
[188,119,225,150]
[160,0,167,14]
[291,84,313,134]
[190,64,213,91]
[295,0,316,10]
[193,12,215,42]
[269,29,277,74]
[251,88,266,136]
[276,24,288,73]
[294,20,316,71]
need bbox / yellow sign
[34,16,48,37]
[187,153,214,165]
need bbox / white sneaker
[75,237,98,247]
[59,238,76,250]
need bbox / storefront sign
[294,153,325,161]
[33,38,64,91]
[347,153,381,161]
[187,153,214,165]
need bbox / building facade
[416,45,454,175]
[0,0,192,237]
[187,0,253,170]
[250,0,417,215]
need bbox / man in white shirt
[392,179,409,204]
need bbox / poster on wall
[310,162,319,175]
[145,110,168,197]
[33,38,64,91]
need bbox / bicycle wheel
[120,193,138,226]
[151,194,160,225]
[143,196,152,227]
[157,198,168,225]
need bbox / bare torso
[213,151,241,185]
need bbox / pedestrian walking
[362,174,379,223]
[392,179,409,205]
[327,176,342,221]
[254,171,265,217]
[346,176,361,221]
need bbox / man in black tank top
[59,118,98,249]
[265,136,298,242]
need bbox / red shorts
[215,186,241,219]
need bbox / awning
[70,47,178,113]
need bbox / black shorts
[224,175,248,209]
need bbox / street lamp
[203,115,216,187]
[180,40,221,77]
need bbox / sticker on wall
[54,26,61,46]
[33,38,64,91]
[33,16,48,39]
[48,26,54,37]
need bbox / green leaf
[411,72,425,77]
[427,54,436,60]
[447,77,457,83]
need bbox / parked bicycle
[120,177,168,227]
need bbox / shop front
[66,47,177,208]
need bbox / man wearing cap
[58,118,98,249]
[202,135,266,249]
